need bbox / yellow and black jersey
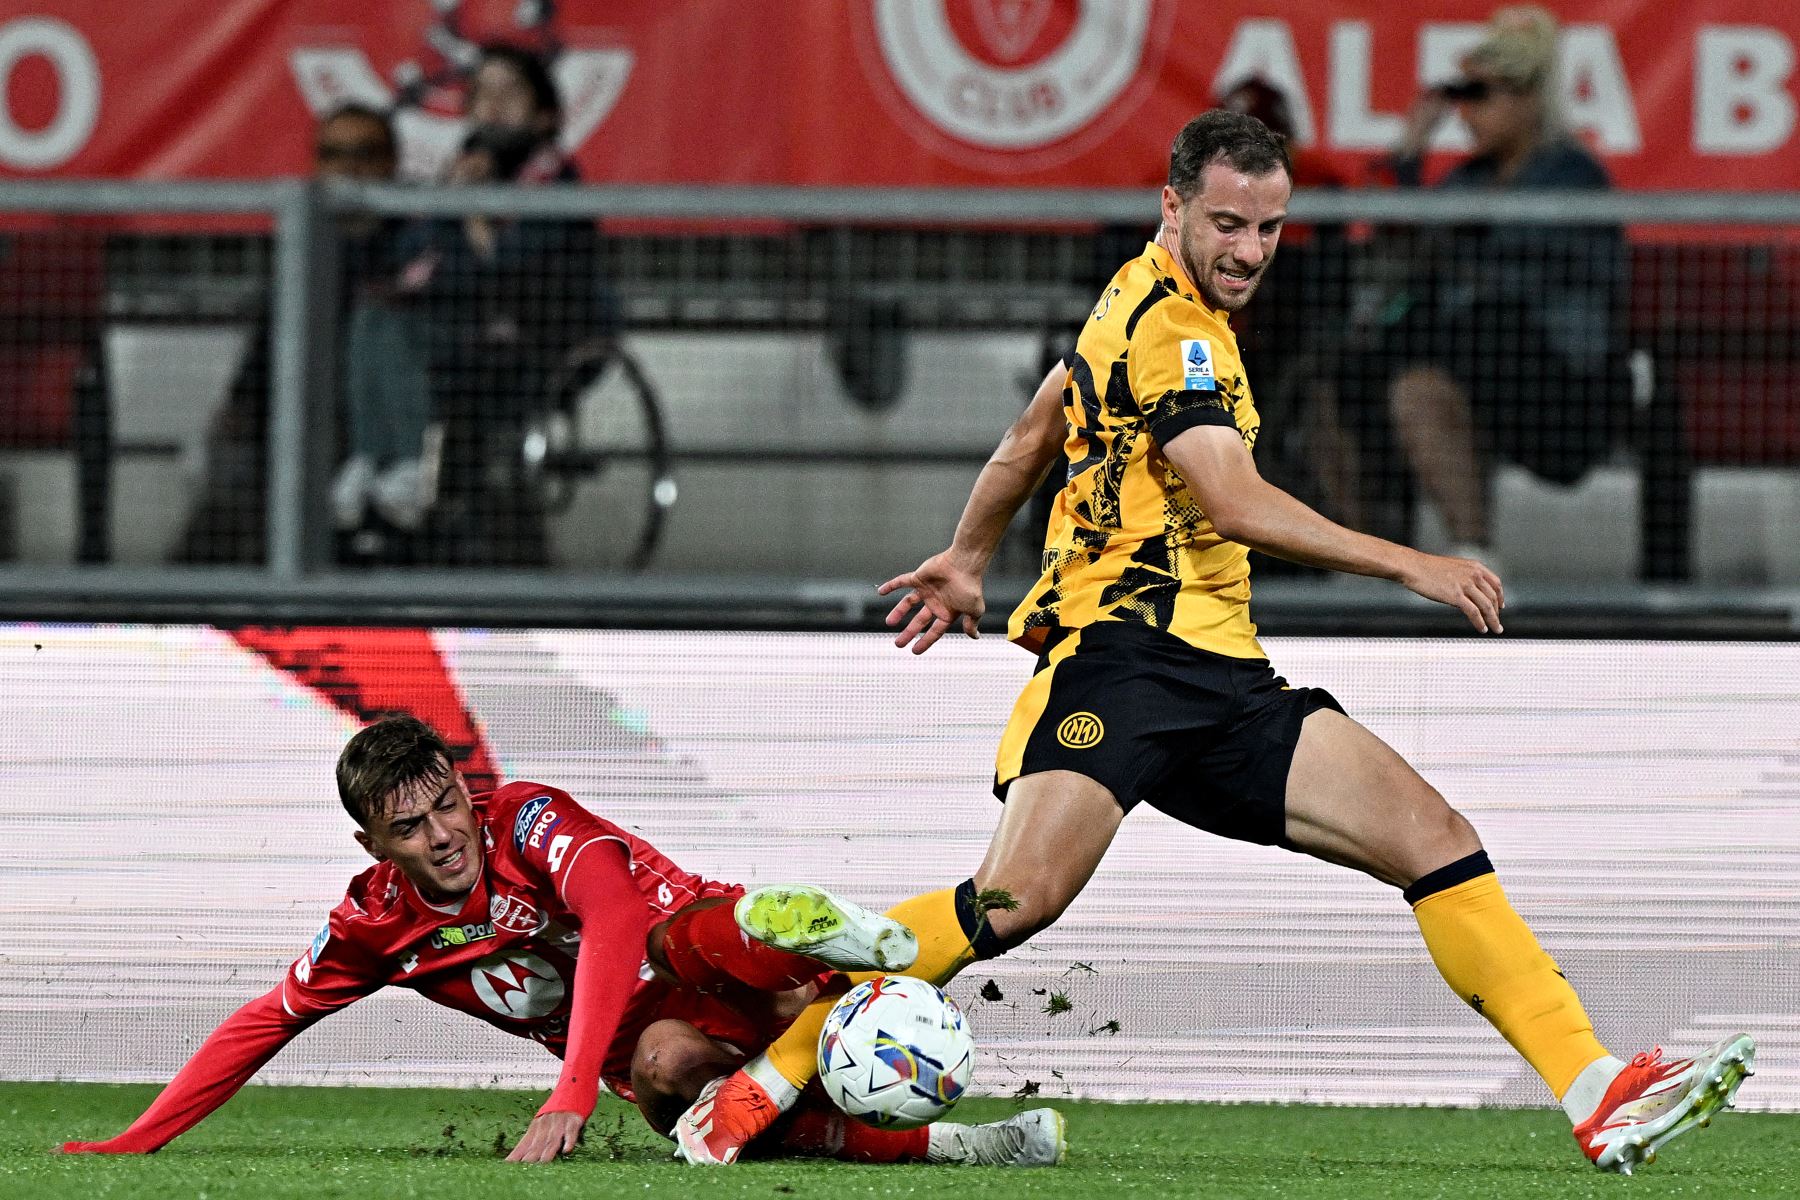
[1009,241,1265,660]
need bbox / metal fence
[0,182,1795,631]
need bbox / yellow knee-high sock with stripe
[761,884,984,1091]
[1409,853,1610,1100]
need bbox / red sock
[775,1104,930,1163]
[661,900,820,991]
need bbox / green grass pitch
[6,1082,1796,1200]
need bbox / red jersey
[285,781,730,1055]
[65,782,742,1155]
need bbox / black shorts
[992,622,1344,848]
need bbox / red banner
[0,0,1795,189]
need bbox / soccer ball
[817,974,974,1129]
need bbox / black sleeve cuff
[1146,389,1237,444]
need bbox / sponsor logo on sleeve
[527,808,563,851]
[512,795,553,852]
[293,921,332,985]
[1181,339,1215,389]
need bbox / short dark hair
[318,102,397,156]
[1167,109,1292,199]
[472,43,562,132]
[337,715,454,827]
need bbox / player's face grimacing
[1161,161,1290,313]
[354,770,483,904]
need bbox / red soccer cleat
[673,1067,791,1165]
[1573,1034,1756,1174]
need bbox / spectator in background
[176,103,406,565]
[462,42,577,184]
[330,121,435,554]
[377,43,616,568]
[1217,77,1347,195]
[1331,6,1628,560]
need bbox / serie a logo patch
[1180,338,1215,389]
[1056,712,1105,749]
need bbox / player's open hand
[878,550,986,654]
[1400,551,1506,633]
[506,1109,585,1163]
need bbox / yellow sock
[762,887,978,1090]
[1412,871,1609,1099]
[886,885,982,984]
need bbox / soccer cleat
[734,884,919,973]
[926,1108,1067,1167]
[1573,1034,1756,1174]
[673,1070,787,1165]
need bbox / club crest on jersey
[432,921,496,949]
[490,893,545,935]
[1181,339,1215,389]
[512,795,554,852]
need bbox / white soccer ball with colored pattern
[816,974,974,1129]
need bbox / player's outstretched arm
[1162,424,1506,633]
[59,985,318,1154]
[507,804,650,1162]
[880,362,1068,653]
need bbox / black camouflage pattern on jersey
[1010,242,1265,659]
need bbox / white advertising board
[1,626,1794,1110]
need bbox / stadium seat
[1629,243,1800,581]
[0,230,111,562]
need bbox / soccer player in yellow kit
[674,110,1754,1175]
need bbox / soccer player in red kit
[61,716,1063,1168]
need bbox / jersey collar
[1144,239,1201,306]
[404,863,486,919]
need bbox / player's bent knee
[631,1020,741,1136]
[1440,805,1483,861]
[1425,792,1480,849]
[1399,794,1484,884]
[631,1020,729,1101]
